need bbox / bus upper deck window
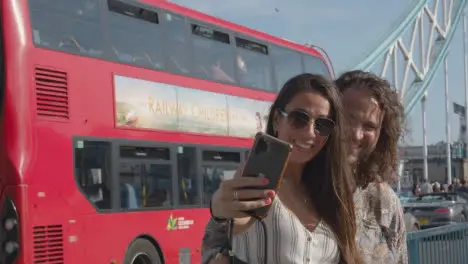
[303,55,331,79]
[191,24,235,84]
[107,0,163,70]
[271,45,303,91]
[164,13,191,75]
[28,0,105,58]
[235,37,273,92]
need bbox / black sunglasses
[278,109,335,136]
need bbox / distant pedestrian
[448,184,454,192]
[458,179,468,193]
[412,183,420,196]
[420,179,432,194]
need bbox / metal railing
[407,223,468,264]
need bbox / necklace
[281,178,320,230]
[282,178,309,204]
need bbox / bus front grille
[32,225,64,264]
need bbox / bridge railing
[407,223,468,264]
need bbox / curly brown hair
[335,70,406,187]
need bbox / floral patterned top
[201,182,408,264]
[354,182,408,264]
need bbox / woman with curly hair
[335,70,408,264]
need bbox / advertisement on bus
[114,75,271,137]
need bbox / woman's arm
[393,199,408,264]
[204,169,274,263]
[201,218,229,264]
[211,189,255,234]
[375,183,409,264]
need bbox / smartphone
[241,132,293,219]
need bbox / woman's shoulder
[360,182,400,205]
[357,182,404,228]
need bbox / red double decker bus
[0,0,333,263]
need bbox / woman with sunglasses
[209,74,362,264]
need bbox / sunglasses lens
[315,118,335,136]
[288,110,310,129]
[284,109,335,136]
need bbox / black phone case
[241,132,292,219]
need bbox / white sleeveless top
[232,198,340,264]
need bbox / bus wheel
[124,238,162,264]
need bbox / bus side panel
[1,184,86,264]
[27,183,86,264]
[2,184,100,264]
[81,209,211,263]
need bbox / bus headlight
[0,197,20,264]
[4,241,18,254]
[4,219,17,231]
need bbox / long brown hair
[335,70,406,187]
[266,74,361,264]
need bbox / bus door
[199,148,243,206]
[118,144,174,209]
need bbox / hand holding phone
[210,133,291,221]
[241,132,292,219]
[210,170,274,220]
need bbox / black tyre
[124,238,162,264]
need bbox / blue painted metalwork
[352,0,468,115]
[353,0,428,71]
[407,223,468,264]
[404,0,468,114]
